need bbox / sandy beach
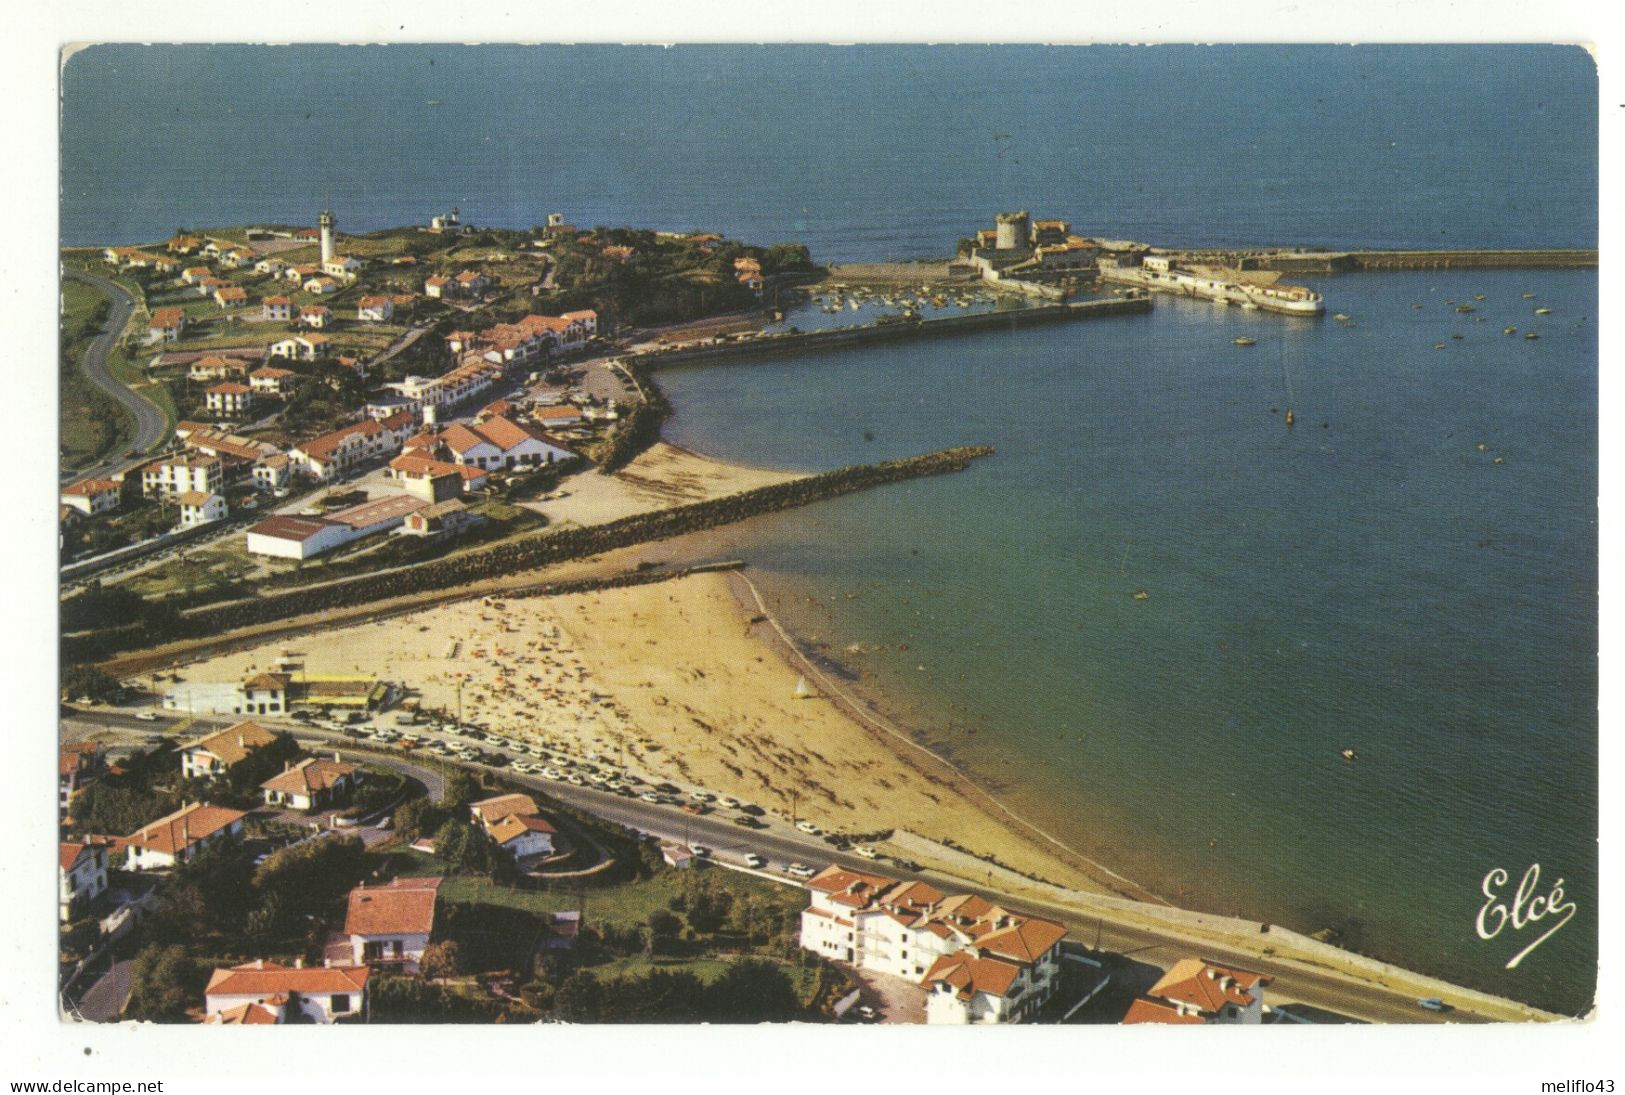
[520,441,802,527]
[171,565,1125,901]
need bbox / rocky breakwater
[77,446,995,661]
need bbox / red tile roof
[1144,958,1271,1014]
[1122,997,1208,1025]
[60,839,110,872]
[487,813,556,844]
[204,1001,281,1024]
[61,478,121,497]
[345,877,442,937]
[149,307,186,330]
[206,960,370,999]
[921,952,1022,1001]
[247,515,340,543]
[470,793,539,822]
[260,757,359,795]
[187,720,279,765]
[116,802,248,857]
[207,382,252,395]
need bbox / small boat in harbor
[1333,313,1350,322]
[1535,307,1552,315]
[1233,336,1256,346]
[1504,326,1517,335]
[1473,294,1486,301]
[1455,304,1476,313]
[1133,590,1150,601]
[1522,292,1537,299]
[1525,331,1540,340]
[1285,409,1295,427]
[1341,748,1359,762]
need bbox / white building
[204,382,254,417]
[249,366,297,396]
[1122,958,1273,1025]
[205,960,370,1024]
[356,295,394,323]
[140,455,223,499]
[59,839,111,923]
[181,720,281,779]
[253,453,293,494]
[439,416,575,471]
[470,794,555,859]
[245,514,353,560]
[799,866,1067,1025]
[343,876,441,973]
[322,255,362,281]
[116,802,248,871]
[176,490,227,528]
[261,295,294,321]
[261,756,362,811]
[60,478,122,516]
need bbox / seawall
[633,294,1152,369]
[1234,249,1598,273]
[71,446,996,663]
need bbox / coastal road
[62,268,168,481]
[63,708,1520,1025]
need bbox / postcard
[35,30,1609,1083]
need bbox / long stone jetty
[633,294,1152,368]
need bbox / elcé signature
[1476,864,1577,969]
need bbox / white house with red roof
[140,454,222,499]
[321,255,363,281]
[388,452,489,502]
[249,366,297,395]
[261,756,362,811]
[148,307,187,342]
[177,490,227,528]
[205,382,254,417]
[439,416,575,471]
[799,864,1068,1024]
[181,720,281,778]
[214,285,249,309]
[1121,958,1273,1025]
[205,960,370,1024]
[60,478,123,516]
[343,876,442,973]
[303,275,341,296]
[59,839,111,922]
[59,742,103,813]
[268,333,331,361]
[424,275,451,299]
[261,295,294,321]
[356,295,393,323]
[288,410,415,481]
[469,794,555,860]
[297,305,330,329]
[115,801,249,871]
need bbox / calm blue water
[60,45,1598,1012]
[662,271,1598,1013]
[62,45,1596,257]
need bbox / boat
[1522,292,1536,299]
[1494,456,1504,465]
[1333,313,1350,322]
[1285,409,1295,427]
[1535,307,1552,315]
[1233,336,1256,346]
[1451,333,1464,340]
[1504,326,1517,335]
[1341,748,1358,761]
[1133,590,1150,601]
[1473,294,1486,301]
[1434,343,1447,349]
[1455,304,1476,313]
[1524,332,1540,340]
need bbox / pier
[632,293,1153,368]
[1231,248,1598,273]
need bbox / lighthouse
[319,210,336,263]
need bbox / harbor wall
[68,446,996,664]
[634,295,1152,369]
[1235,249,1597,273]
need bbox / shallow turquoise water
[658,269,1598,1014]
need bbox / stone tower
[319,210,336,262]
[995,210,1031,251]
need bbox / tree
[443,769,482,808]
[69,781,181,840]
[61,664,124,704]
[704,959,802,1023]
[550,970,605,1023]
[125,944,205,1022]
[157,840,257,940]
[419,940,461,983]
[393,797,448,841]
[253,834,366,919]
[432,819,500,876]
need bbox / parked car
[744,853,767,869]
[1417,997,1450,1012]
[855,846,879,860]
[691,845,711,858]
[732,815,763,829]
[785,863,816,879]
[640,792,662,803]
[135,711,159,722]
[796,821,821,835]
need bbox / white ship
[1100,255,1325,315]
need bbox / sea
[60,44,1599,1013]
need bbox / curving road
[63,267,168,482]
